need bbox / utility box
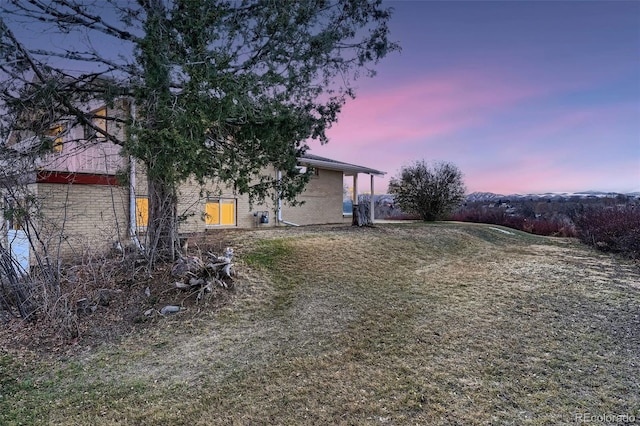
[254,211,269,225]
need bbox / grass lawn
[1,222,638,425]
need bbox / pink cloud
[322,69,542,148]
[308,66,639,195]
[309,68,551,192]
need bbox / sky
[308,0,640,195]
[3,1,639,195]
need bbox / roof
[298,154,385,176]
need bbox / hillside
[1,223,639,425]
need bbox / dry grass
[1,222,639,425]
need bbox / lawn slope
[1,223,638,425]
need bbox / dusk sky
[309,0,640,195]
[3,1,639,195]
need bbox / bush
[388,161,466,221]
[574,206,640,258]
[449,209,576,237]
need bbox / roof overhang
[297,154,385,176]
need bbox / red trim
[36,171,119,186]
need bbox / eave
[297,154,385,176]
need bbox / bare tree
[388,161,466,221]
[0,147,58,325]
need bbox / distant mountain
[465,191,638,202]
[465,192,506,202]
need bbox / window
[85,106,107,139]
[135,197,148,228]
[205,199,236,226]
[48,125,65,152]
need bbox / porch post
[352,174,358,205]
[370,174,375,223]
[351,173,358,226]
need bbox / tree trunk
[352,203,373,227]
[147,174,178,265]
[138,0,177,266]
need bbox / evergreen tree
[0,0,398,262]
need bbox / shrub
[574,206,640,259]
[519,214,576,237]
[449,209,576,237]
[388,161,466,221]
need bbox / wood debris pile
[170,247,234,300]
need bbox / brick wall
[35,182,129,259]
[175,167,345,230]
[175,172,277,231]
[134,165,344,232]
[27,164,346,262]
[280,168,344,225]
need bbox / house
[1,101,384,272]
